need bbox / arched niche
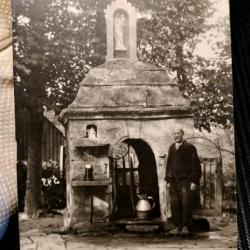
[105,0,137,61]
[113,9,129,58]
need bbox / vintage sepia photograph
[1,0,237,249]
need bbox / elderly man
[165,128,201,236]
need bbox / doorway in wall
[112,139,160,220]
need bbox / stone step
[125,224,161,233]
[115,218,163,233]
[116,218,163,226]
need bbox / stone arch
[113,138,161,218]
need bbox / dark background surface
[0,213,20,250]
[230,0,250,249]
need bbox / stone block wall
[65,116,194,227]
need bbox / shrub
[17,160,66,212]
[41,160,66,211]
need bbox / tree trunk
[175,43,186,91]
[94,0,107,63]
[25,110,43,217]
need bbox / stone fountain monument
[60,0,194,231]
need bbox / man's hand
[166,182,170,189]
[190,182,197,191]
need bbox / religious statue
[86,124,97,139]
[105,0,137,61]
[114,12,127,51]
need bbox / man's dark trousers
[169,178,192,228]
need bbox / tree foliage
[134,0,232,131]
[187,17,233,131]
[13,0,232,128]
[14,0,99,111]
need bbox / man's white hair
[172,127,184,135]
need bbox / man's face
[173,130,184,143]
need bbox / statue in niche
[85,124,97,139]
[114,11,127,51]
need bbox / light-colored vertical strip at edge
[0,0,18,239]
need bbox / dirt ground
[19,213,237,250]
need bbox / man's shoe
[169,226,182,235]
[180,226,189,236]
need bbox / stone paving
[20,215,237,250]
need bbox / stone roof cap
[60,60,191,123]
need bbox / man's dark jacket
[165,140,201,185]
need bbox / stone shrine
[60,0,194,231]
